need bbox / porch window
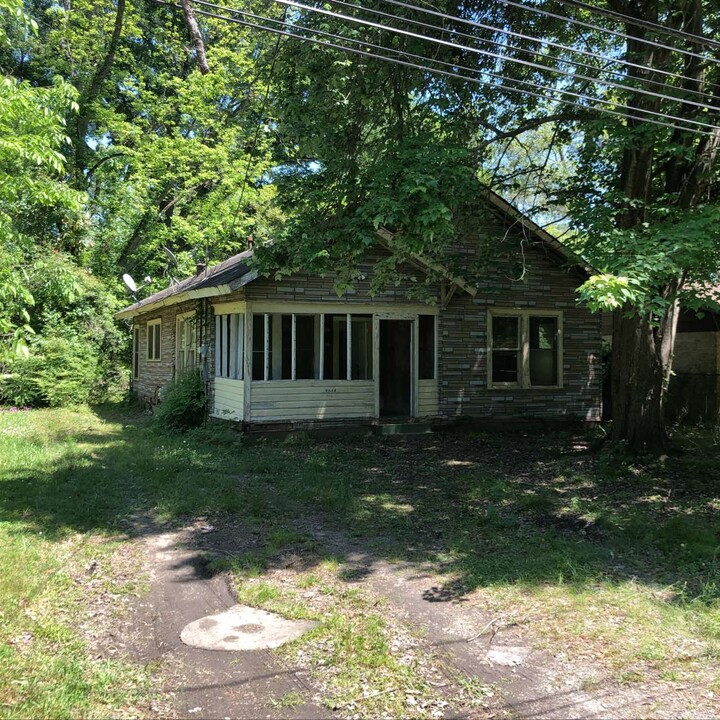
[252,312,373,382]
[176,312,197,375]
[418,315,436,380]
[147,319,161,361]
[488,311,562,388]
[351,315,373,380]
[216,313,244,380]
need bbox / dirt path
[300,526,655,720]
[118,521,330,720]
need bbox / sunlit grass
[2,405,719,715]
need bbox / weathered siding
[417,379,439,417]
[249,381,375,422]
[437,237,602,422]
[211,378,244,421]
[132,300,202,402]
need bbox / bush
[0,335,98,407]
[153,371,206,432]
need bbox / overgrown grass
[1,405,719,715]
[0,408,150,718]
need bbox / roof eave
[114,284,233,320]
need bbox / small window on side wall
[147,319,161,361]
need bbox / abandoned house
[116,191,603,429]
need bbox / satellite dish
[164,246,178,266]
[122,273,138,293]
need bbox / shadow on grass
[1,404,719,605]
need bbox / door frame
[374,314,418,419]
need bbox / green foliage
[153,371,206,432]
[1,333,98,407]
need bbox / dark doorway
[379,319,412,417]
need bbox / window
[132,327,140,379]
[147,319,161,361]
[176,313,197,375]
[418,315,436,380]
[351,315,373,380]
[216,313,244,379]
[251,311,374,382]
[488,311,561,388]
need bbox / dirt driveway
[95,511,693,720]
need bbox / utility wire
[557,0,720,51]
[489,0,720,66]
[244,0,720,128]
[155,1,718,135]
[283,0,720,112]
[371,0,720,94]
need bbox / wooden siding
[417,379,439,417]
[211,377,244,421]
[249,381,375,422]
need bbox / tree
[568,0,720,452]
[0,0,84,359]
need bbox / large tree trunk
[610,298,680,453]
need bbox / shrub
[0,335,98,407]
[153,371,206,432]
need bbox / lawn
[0,405,718,717]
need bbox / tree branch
[180,0,210,74]
[487,113,574,143]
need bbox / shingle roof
[115,249,254,319]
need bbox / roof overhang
[115,284,233,320]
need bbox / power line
[251,0,720,128]
[557,0,720,52]
[155,1,718,135]
[371,0,720,94]
[489,0,720,66]
[291,0,720,112]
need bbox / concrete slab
[181,605,317,651]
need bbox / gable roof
[116,190,592,320]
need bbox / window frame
[251,311,376,383]
[215,312,244,380]
[132,326,140,379]
[487,309,563,389]
[176,311,198,376]
[147,319,162,362]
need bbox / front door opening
[379,319,412,417]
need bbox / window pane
[154,324,161,359]
[252,314,265,380]
[492,350,518,383]
[418,315,435,380]
[296,315,318,380]
[351,315,373,380]
[280,315,292,379]
[323,314,348,380]
[492,316,518,349]
[530,317,558,386]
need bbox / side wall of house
[667,330,720,422]
[131,300,202,402]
